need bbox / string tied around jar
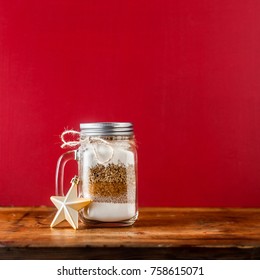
[60,129,114,164]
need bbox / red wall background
[1,0,260,207]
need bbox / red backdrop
[1,0,260,207]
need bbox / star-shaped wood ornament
[50,176,91,229]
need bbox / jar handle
[55,150,77,196]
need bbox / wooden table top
[1,207,260,259]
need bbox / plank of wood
[1,207,260,259]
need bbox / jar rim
[80,122,134,136]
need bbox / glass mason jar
[56,122,138,227]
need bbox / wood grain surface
[1,207,260,259]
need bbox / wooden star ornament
[50,176,91,229]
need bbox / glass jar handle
[55,150,77,196]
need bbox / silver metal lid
[80,122,134,136]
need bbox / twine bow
[60,130,114,164]
[61,130,81,149]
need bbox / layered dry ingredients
[89,162,135,203]
[83,162,136,222]
[84,161,136,222]
[80,137,137,222]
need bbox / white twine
[60,130,114,164]
[61,130,80,148]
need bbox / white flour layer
[85,202,136,222]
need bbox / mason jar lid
[80,122,134,136]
